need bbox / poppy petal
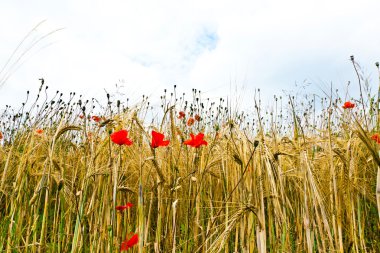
[111,130,133,146]
[151,130,170,148]
[121,233,139,251]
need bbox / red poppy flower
[0,131,3,140]
[110,130,133,146]
[79,114,85,119]
[91,115,101,122]
[121,233,139,251]
[151,130,170,148]
[178,111,185,119]
[187,117,195,126]
[194,114,201,121]
[342,101,355,109]
[36,129,43,134]
[116,202,133,211]
[371,133,380,144]
[184,133,208,148]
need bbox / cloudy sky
[1,0,380,109]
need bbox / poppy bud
[187,117,195,126]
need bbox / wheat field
[0,81,379,252]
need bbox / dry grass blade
[54,125,82,141]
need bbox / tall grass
[0,77,379,252]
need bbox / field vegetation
[1,61,380,252]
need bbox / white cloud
[1,0,380,109]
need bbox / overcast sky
[1,0,380,110]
